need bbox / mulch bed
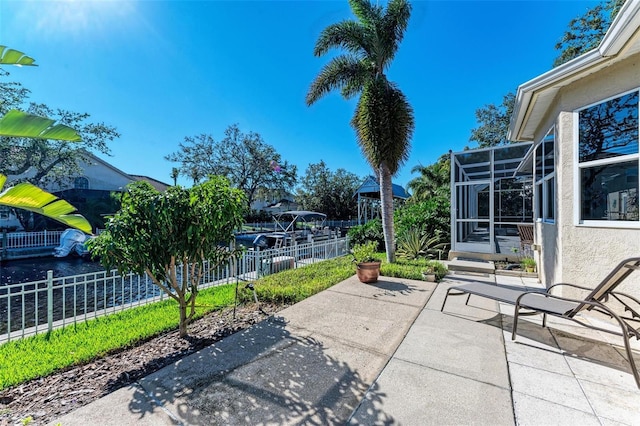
[0,302,287,426]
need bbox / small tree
[88,177,246,338]
[296,160,361,219]
[165,125,297,209]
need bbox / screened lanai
[451,143,533,254]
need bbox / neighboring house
[0,206,23,231]
[506,1,640,295]
[43,151,137,194]
[4,151,170,231]
[129,175,171,192]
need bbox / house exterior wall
[0,207,23,231]
[532,53,640,297]
[46,157,134,192]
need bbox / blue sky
[1,0,599,189]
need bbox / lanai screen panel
[451,143,533,254]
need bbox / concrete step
[447,257,495,274]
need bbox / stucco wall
[532,53,640,298]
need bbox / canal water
[0,257,107,285]
[0,257,163,337]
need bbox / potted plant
[352,241,381,283]
[422,265,436,282]
[521,257,536,273]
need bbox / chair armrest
[514,292,636,338]
[516,291,602,308]
[547,282,594,293]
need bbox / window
[74,177,89,190]
[0,206,9,220]
[535,127,555,222]
[577,90,639,224]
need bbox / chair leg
[441,288,451,312]
[512,304,520,341]
[622,332,640,389]
[465,294,471,306]
[542,313,547,328]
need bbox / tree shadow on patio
[126,315,393,425]
[367,278,430,299]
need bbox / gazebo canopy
[353,176,410,200]
[354,176,410,225]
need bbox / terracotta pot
[356,261,381,283]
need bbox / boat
[53,229,92,258]
[235,211,332,249]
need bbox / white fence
[0,237,349,344]
[1,230,64,250]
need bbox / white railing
[1,230,64,250]
[0,237,349,344]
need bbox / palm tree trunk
[378,163,396,263]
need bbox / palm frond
[381,0,412,53]
[313,21,371,57]
[0,109,82,141]
[348,0,382,28]
[0,174,91,233]
[306,55,369,105]
[0,46,37,66]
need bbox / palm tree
[408,155,451,202]
[170,167,180,186]
[306,0,414,262]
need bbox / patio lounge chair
[440,257,640,388]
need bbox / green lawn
[0,255,444,390]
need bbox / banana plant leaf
[0,110,82,141]
[0,46,36,66]
[0,174,92,234]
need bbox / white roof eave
[509,0,640,142]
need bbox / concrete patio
[352,272,640,425]
[52,271,640,425]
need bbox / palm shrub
[396,229,448,260]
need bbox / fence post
[47,270,54,333]
[1,229,6,260]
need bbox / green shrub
[380,257,448,282]
[423,259,448,281]
[347,219,384,250]
[521,257,536,271]
[240,256,354,304]
[394,196,450,245]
